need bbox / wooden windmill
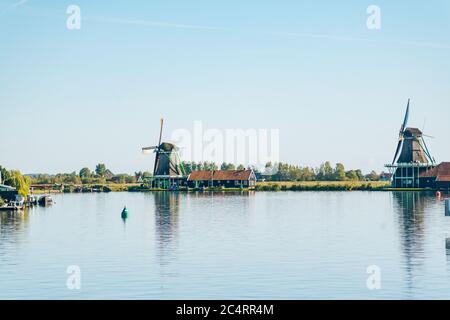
[386,99,436,188]
[391,99,435,165]
[142,118,186,177]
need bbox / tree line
[263,161,383,182]
[1,161,385,190]
[181,161,384,182]
[29,163,152,185]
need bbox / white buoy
[446,199,450,216]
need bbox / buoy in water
[121,206,128,219]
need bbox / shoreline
[27,181,450,194]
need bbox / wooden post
[446,199,450,217]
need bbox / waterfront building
[187,170,256,189]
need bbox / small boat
[38,195,53,206]
[0,202,24,211]
[26,195,38,206]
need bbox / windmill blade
[157,118,164,147]
[153,152,161,176]
[400,99,410,132]
[153,118,164,176]
[392,139,403,165]
[420,137,434,164]
[142,146,157,154]
[422,134,435,139]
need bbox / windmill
[386,99,436,188]
[391,99,435,165]
[142,118,186,177]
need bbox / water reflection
[392,192,435,296]
[0,209,30,239]
[446,238,450,258]
[154,192,180,262]
[0,209,30,259]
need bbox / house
[419,162,450,189]
[187,170,256,189]
[0,184,15,192]
[0,184,18,202]
[104,169,115,180]
[379,172,392,181]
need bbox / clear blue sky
[1,0,449,174]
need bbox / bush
[0,197,5,206]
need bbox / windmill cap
[404,127,423,136]
[158,142,178,151]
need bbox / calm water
[1,191,450,299]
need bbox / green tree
[79,167,92,178]
[366,171,380,181]
[334,163,346,181]
[0,197,5,206]
[345,170,359,181]
[4,170,31,196]
[95,164,107,177]
[237,164,245,170]
[317,162,333,181]
[301,167,315,181]
[355,169,364,181]
[0,165,11,184]
[180,162,192,174]
[68,172,81,184]
[203,162,218,171]
[220,163,236,170]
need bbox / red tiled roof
[187,171,213,181]
[420,162,450,181]
[188,170,253,181]
[213,170,253,180]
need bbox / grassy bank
[256,181,390,191]
[31,183,139,194]
[30,181,391,194]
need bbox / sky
[0,0,449,174]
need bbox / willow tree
[4,170,31,196]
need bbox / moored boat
[0,202,24,211]
[38,195,53,206]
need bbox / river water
[1,191,449,299]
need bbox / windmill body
[153,142,184,177]
[396,128,430,164]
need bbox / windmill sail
[400,99,410,132]
[392,100,410,164]
[153,118,164,176]
[392,140,403,165]
[142,146,157,154]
